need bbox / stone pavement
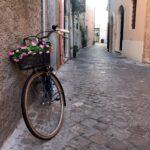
[1,44,150,150]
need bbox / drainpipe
[58,0,64,68]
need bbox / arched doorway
[119,6,124,51]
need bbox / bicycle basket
[18,53,50,70]
[8,38,52,70]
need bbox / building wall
[0,1,87,147]
[69,2,74,58]
[85,5,95,46]
[47,0,65,69]
[0,0,41,147]
[48,0,74,67]
[122,0,147,62]
[108,0,147,62]
[47,0,59,69]
[74,15,82,49]
[64,0,71,60]
[58,0,65,67]
[143,0,150,63]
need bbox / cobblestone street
[2,44,150,150]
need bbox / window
[131,0,137,29]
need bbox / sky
[86,0,108,30]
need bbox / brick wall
[0,0,41,147]
[143,0,150,63]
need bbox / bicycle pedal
[47,101,51,105]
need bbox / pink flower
[40,44,44,49]
[31,41,37,46]
[14,59,19,62]
[42,40,46,45]
[46,45,50,48]
[0,52,2,57]
[21,46,27,50]
[8,51,14,57]
[15,49,19,53]
[21,53,28,59]
[22,52,27,56]
[28,51,32,54]
[39,51,43,55]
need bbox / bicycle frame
[25,25,68,106]
[32,66,66,106]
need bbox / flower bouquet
[8,37,53,70]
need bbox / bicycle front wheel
[21,71,65,140]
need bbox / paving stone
[105,138,128,150]
[98,116,113,124]
[1,45,150,150]
[94,122,109,131]
[70,124,89,136]
[113,119,128,129]
[82,127,100,138]
[23,147,36,150]
[83,143,109,150]
[89,133,106,145]
[81,118,98,128]
[67,136,91,149]
[104,126,130,141]
[127,125,147,136]
[62,146,77,150]
[127,134,149,150]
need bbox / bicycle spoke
[23,72,64,139]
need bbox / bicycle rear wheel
[21,71,65,140]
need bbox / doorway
[119,6,124,51]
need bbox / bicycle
[20,25,69,140]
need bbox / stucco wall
[122,40,144,62]
[85,5,95,46]
[109,0,147,62]
[0,0,41,147]
[124,0,147,41]
[143,0,150,63]
[123,0,147,62]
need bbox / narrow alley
[2,44,150,150]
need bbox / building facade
[108,0,150,63]
[0,0,41,146]
[143,0,150,63]
[85,3,95,46]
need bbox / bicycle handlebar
[39,25,69,40]
[56,28,70,34]
[23,25,69,44]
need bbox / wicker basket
[17,53,50,70]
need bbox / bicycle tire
[21,71,65,140]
